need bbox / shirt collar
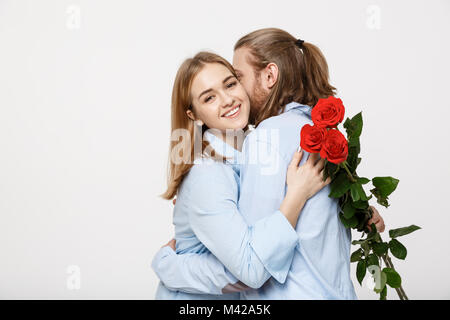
[203,130,241,165]
[281,101,312,119]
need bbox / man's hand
[366,206,385,233]
[163,238,176,251]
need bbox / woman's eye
[227,81,237,88]
[205,96,213,103]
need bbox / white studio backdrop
[0,0,449,299]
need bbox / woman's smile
[222,104,241,118]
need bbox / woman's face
[188,63,250,131]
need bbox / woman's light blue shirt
[152,130,299,299]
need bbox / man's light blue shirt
[152,102,357,300]
[238,102,357,299]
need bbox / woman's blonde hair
[161,52,238,200]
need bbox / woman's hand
[280,149,331,228]
[286,149,331,200]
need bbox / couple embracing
[151,28,385,300]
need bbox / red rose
[300,124,327,153]
[320,129,348,164]
[311,96,345,128]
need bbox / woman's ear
[186,109,204,126]
[264,62,279,89]
[186,109,195,121]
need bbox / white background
[0,0,449,299]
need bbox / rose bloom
[311,96,345,128]
[319,129,349,164]
[300,124,327,153]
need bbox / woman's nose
[220,92,234,108]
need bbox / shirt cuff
[250,210,299,284]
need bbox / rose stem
[342,162,357,183]
[381,253,409,300]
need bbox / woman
[152,52,331,299]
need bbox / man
[152,28,385,299]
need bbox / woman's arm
[181,148,328,289]
[151,147,328,294]
[152,245,246,295]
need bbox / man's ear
[264,62,279,89]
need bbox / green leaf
[357,177,370,185]
[352,239,367,245]
[361,241,370,255]
[370,187,390,208]
[348,136,360,147]
[374,232,382,243]
[372,242,389,256]
[389,225,421,239]
[339,212,358,228]
[347,145,361,172]
[356,157,362,166]
[344,112,362,171]
[351,248,363,263]
[329,172,352,198]
[344,112,363,138]
[357,184,369,201]
[389,239,407,260]
[383,267,402,288]
[350,183,361,201]
[372,177,399,198]
[354,211,366,233]
[351,183,368,202]
[353,199,370,209]
[356,259,367,285]
[343,202,356,219]
[325,162,339,180]
[366,254,379,267]
[364,223,378,241]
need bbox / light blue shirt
[152,102,357,300]
[152,130,300,299]
[238,102,357,300]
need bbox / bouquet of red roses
[300,96,421,300]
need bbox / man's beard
[248,79,269,125]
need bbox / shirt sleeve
[151,246,242,295]
[185,161,299,289]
